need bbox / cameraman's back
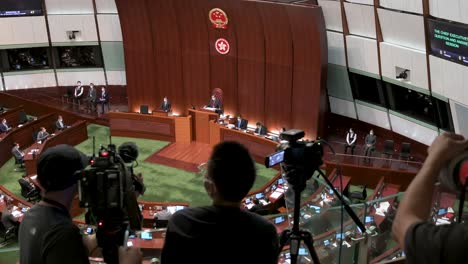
[160,141,279,264]
[162,205,278,264]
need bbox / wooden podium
[188,109,218,143]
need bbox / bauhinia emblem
[215,38,230,55]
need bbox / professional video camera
[265,129,323,191]
[78,140,144,264]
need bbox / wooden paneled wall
[116,0,328,139]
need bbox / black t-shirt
[405,221,468,263]
[161,205,279,264]
[19,204,89,264]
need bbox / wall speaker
[140,105,149,114]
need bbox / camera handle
[316,169,366,233]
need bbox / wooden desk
[0,113,56,168]
[23,120,88,176]
[109,112,191,143]
[188,109,218,143]
[214,125,278,163]
[0,106,23,129]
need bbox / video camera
[265,129,323,190]
[78,140,144,264]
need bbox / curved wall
[115,0,328,140]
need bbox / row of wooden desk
[23,120,89,176]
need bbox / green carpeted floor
[0,124,278,207]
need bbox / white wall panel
[0,17,48,45]
[57,71,106,86]
[389,114,438,146]
[356,102,391,129]
[97,15,123,41]
[106,71,127,85]
[380,0,423,14]
[95,0,118,13]
[430,0,468,24]
[317,0,343,32]
[344,2,376,38]
[48,15,98,43]
[346,36,379,75]
[4,73,57,90]
[450,100,468,138]
[429,55,468,106]
[380,42,429,91]
[329,96,357,119]
[327,31,346,66]
[45,0,94,14]
[377,9,425,51]
[346,0,374,5]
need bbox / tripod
[278,167,366,264]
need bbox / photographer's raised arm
[393,133,468,250]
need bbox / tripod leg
[301,231,321,264]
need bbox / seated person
[254,122,267,136]
[1,206,20,236]
[55,115,70,131]
[344,128,357,155]
[160,96,172,112]
[36,127,50,142]
[0,118,12,133]
[249,198,268,216]
[234,115,248,130]
[98,87,110,114]
[11,143,25,167]
[363,129,376,157]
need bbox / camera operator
[19,144,142,264]
[392,133,468,263]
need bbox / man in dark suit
[86,83,97,113]
[11,143,24,167]
[255,122,267,136]
[235,115,248,130]
[98,87,110,114]
[55,115,70,131]
[36,127,50,142]
[0,119,11,133]
[160,96,172,112]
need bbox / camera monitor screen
[427,18,468,66]
[0,0,43,17]
[265,150,285,168]
[274,216,285,224]
[141,232,153,240]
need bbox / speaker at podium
[140,105,149,114]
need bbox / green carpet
[0,124,278,207]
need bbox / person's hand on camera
[426,133,468,170]
[119,246,142,264]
